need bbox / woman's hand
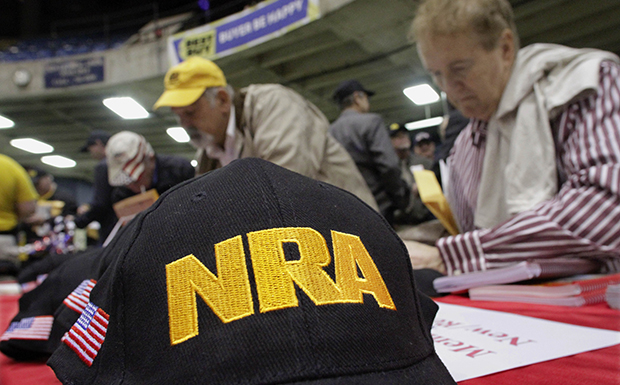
[402,239,446,274]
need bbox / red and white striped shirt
[438,61,620,275]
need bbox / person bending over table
[152,57,378,212]
[407,0,620,275]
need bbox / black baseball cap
[332,79,375,103]
[24,165,49,185]
[80,130,111,153]
[389,122,409,137]
[48,158,456,385]
[0,248,105,361]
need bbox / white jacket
[475,43,620,228]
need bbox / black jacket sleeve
[74,160,115,231]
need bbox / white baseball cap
[106,131,154,187]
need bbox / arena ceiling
[2,0,620,181]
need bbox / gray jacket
[329,110,409,218]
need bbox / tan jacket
[196,84,378,211]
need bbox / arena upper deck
[0,0,619,181]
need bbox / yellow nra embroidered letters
[166,228,396,345]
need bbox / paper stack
[434,258,602,293]
[468,272,620,307]
[606,283,620,310]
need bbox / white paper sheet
[0,282,20,295]
[433,303,620,382]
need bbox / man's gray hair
[203,85,235,106]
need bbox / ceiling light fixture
[10,138,54,154]
[103,97,149,120]
[403,84,440,105]
[404,116,444,130]
[41,155,76,168]
[0,115,15,129]
[167,127,190,143]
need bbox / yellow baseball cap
[153,57,227,110]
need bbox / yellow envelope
[413,170,459,235]
[113,189,159,219]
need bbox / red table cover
[436,295,620,385]
[1,293,619,384]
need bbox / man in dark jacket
[388,124,434,226]
[329,80,410,224]
[74,131,115,244]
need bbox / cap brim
[49,349,455,385]
[153,88,206,110]
[107,164,125,186]
[108,164,146,187]
[80,144,89,153]
[285,352,455,384]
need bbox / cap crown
[25,166,48,183]
[80,130,110,152]
[164,56,227,91]
[87,130,111,145]
[105,131,153,186]
[414,131,432,144]
[49,159,449,384]
[332,80,375,103]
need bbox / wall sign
[44,57,104,89]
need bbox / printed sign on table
[168,0,320,65]
[434,303,620,382]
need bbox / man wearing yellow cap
[153,57,378,211]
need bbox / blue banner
[216,0,307,52]
[168,0,319,65]
[44,57,104,89]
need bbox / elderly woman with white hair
[407,0,620,276]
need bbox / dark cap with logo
[24,165,49,185]
[389,122,409,137]
[48,158,455,385]
[332,79,376,103]
[80,130,111,153]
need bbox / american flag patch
[62,302,109,367]
[1,316,53,341]
[63,279,97,313]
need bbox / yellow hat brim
[153,87,206,110]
